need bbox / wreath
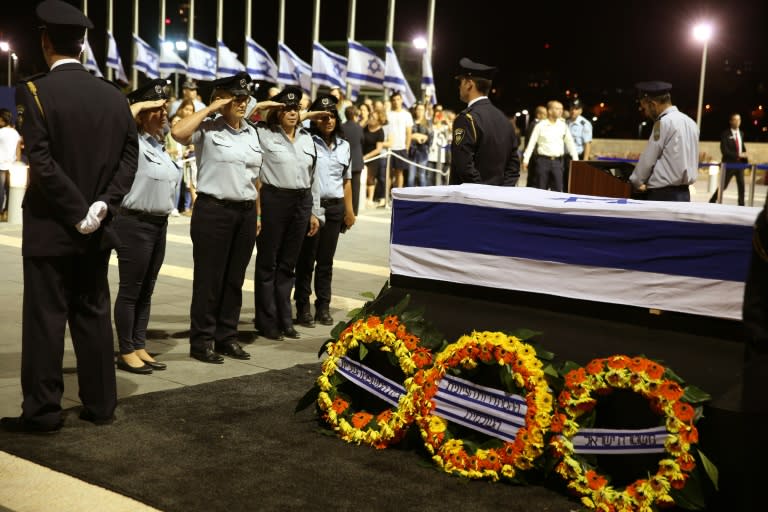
[550,355,716,511]
[411,331,553,481]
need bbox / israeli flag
[106,31,128,83]
[278,43,312,93]
[187,39,217,81]
[82,37,103,78]
[421,52,437,105]
[384,45,416,107]
[217,41,246,77]
[245,37,278,83]
[159,41,187,77]
[312,42,346,90]
[346,40,384,90]
[133,35,160,79]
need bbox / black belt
[649,185,690,191]
[261,184,310,196]
[197,193,255,210]
[536,155,563,160]
[320,197,343,207]
[119,208,168,225]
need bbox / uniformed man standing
[1,0,138,433]
[629,82,699,202]
[449,58,519,186]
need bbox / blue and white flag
[217,41,246,78]
[421,52,437,105]
[159,41,187,77]
[133,35,160,79]
[346,40,384,90]
[106,31,128,83]
[312,42,346,90]
[82,37,102,78]
[384,45,416,107]
[278,43,311,93]
[187,39,217,81]
[245,37,278,83]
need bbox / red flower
[586,469,608,490]
[680,425,699,444]
[331,397,349,414]
[677,453,696,472]
[351,411,373,429]
[585,358,605,375]
[565,367,587,388]
[479,343,493,362]
[383,315,399,332]
[628,357,649,373]
[403,334,419,351]
[671,474,688,490]
[366,316,381,328]
[412,347,433,369]
[550,413,566,433]
[673,402,695,422]
[377,409,393,424]
[395,324,407,339]
[607,355,630,370]
[659,381,684,401]
[645,362,665,380]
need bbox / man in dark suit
[710,113,748,205]
[0,0,138,433]
[449,58,519,186]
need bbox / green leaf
[499,366,517,394]
[329,321,348,340]
[531,346,555,361]
[669,464,708,510]
[317,339,334,359]
[506,328,542,341]
[697,448,719,491]
[390,294,411,316]
[479,438,504,450]
[316,427,337,437]
[559,360,582,377]
[360,291,376,300]
[294,384,320,413]
[682,385,712,404]
[663,366,685,384]
[358,343,368,361]
[346,307,362,318]
[543,364,560,379]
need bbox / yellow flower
[428,415,447,433]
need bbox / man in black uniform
[449,58,519,186]
[0,0,138,433]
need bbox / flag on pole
[312,42,346,90]
[82,37,103,78]
[384,45,416,107]
[346,40,384,90]
[106,31,128,83]
[278,43,312,93]
[133,35,160,79]
[421,52,437,105]
[217,41,246,77]
[187,39,217,81]
[245,37,278,83]
[159,41,187,77]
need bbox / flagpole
[188,0,195,43]
[244,0,252,65]
[384,0,395,102]
[132,0,139,89]
[425,0,435,103]
[345,0,356,101]
[216,0,223,77]
[81,0,88,65]
[278,0,285,76]
[311,0,321,98]
[106,0,113,81]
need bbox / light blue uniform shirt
[121,132,180,215]
[567,115,593,156]
[630,106,699,189]
[191,116,262,201]
[313,134,351,199]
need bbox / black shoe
[79,410,115,425]
[0,416,62,434]
[140,359,167,370]
[116,357,153,375]
[315,310,334,326]
[258,329,284,341]
[215,342,251,360]
[190,346,224,364]
[283,327,301,339]
[296,306,315,327]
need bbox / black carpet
[0,364,579,512]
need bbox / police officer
[253,86,325,340]
[294,94,356,327]
[1,0,138,433]
[172,72,281,364]
[449,57,519,186]
[564,99,593,188]
[629,82,699,202]
[112,79,179,375]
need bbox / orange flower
[670,474,688,490]
[565,367,587,388]
[680,425,699,444]
[403,334,419,351]
[628,357,649,373]
[412,347,433,368]
[558,391,573,408]
[645,362,665,380]
[331,397,349,414]
[677,453,696,472]
[586,469,608,490]
[673,402,695,422]
[383,315,399,332]
[585,358,605,375]
[395,324,407,339]
[377,409,393,424]
[479,343,493,362]
[607,355,630,370]
[658,380,684,401]
[550,413,566,433]
[366,316,381,328]
[351,411,373,429]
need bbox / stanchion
[749,164,757,207]
[384,150,392,208]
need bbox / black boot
[296,303,315,327]
[315,308,334,326]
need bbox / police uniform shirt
[567,115,593,156]
[191,116,262,201]
[629,106,699,190]
[313,134,351,199]
[121,133,180,214]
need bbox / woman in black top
[362,110,390,207]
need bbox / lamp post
[0,42,10,87]
[692,22,713,131]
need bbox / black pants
[255,186,312,334]
[112,213,167,355]
[351,170,362,216]
[190,195,257,349]
[525,154,538,187]
[533,156,564,192]
[22,251,116,427]
[294,200,344,312]
[645,185,690,202]
[709,167,745,206]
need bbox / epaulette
[99,77,123,90]
[17,72,47,84]
[464,112,477,141]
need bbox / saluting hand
[209,96,234,112]
[256,100,286,111]
[129,99,167,119]
[307,215,320,237]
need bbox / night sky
[2,0,767,140]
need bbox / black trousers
[112,214,167,355]
[255,186,312,334]
[350,169,362,216]
[645,185,690,202]
[533,156,564,192]
[190,195,256,349]
[709,166,745,206]
[22,251,116,427]
[294,200,344,311]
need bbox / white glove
[75,215,100,234]
[88,201,108,222]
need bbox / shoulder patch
[453,127,465,145]
[652,121,661,141]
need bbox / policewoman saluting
[172,72,282,363]
[112,79,179,375]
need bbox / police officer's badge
[287,93,296,101]
[321,97,331,107]
[653,121,661,141]
[454,128,465,145]
[240,78,247,89]
[154,84,163,95]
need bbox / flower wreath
[411,331,552,481]
[550,355,707,511]
[317,314,434,449]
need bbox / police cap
[309,94,338,113]
[36,0,94,30]
[210,72,252,97]
[569,99,584,110]
[127,79,171,104]
[455,57,497,80]
[635,81,672,98]
[181,78,198,90]
[271,86,304,107]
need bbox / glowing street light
[412,36,427,50]
[0,41,10,87]
[692,21,714,130]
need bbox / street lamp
[692,22,713,130]
[412,36,427,50]
[0,41,10,87]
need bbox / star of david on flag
[347,40,384,90]
[187,39,217,81]
[278,43,312,93]
[133,34,160,79]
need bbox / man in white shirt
[387,90,413,192]
[522,100,578,191]
[0,109,21,218]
